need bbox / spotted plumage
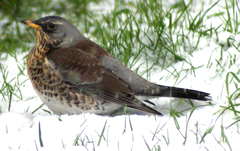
[22,16,212,116]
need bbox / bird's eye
[47,23,56,30]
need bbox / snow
[1,0,240,151]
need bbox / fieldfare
[21,16,212,116]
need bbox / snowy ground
[1,1,240,151]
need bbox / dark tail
[135,84,212,101]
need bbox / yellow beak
[21,20,42,30]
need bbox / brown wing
[46,47,103,85]
[46,48,162,115]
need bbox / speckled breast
[26,45,108,115]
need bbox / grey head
[22,16,86,48]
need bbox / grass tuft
[0,0,240,150]
[97,119,108,146]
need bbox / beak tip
[21,20,27,24]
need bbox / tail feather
[135,84,212,101]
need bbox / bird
[21,16,212,116]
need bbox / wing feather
[46,47,162,115]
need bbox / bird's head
[21,16,85,48]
